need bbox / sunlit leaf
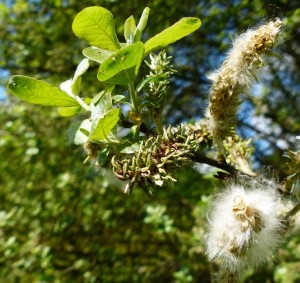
[97,42,144,85]
[59,106,81,117]
[144,17,201,54]
[134,7,150,42]
[7,76,79,107]
[83,47,115,63]
[124,15,136,44]
[72,6,121,51]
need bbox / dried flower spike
[112,124,209,189]
[206,19,282,158]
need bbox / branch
[285,202,300,219]
[192,153,251,180]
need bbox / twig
[285,202,300,219]
[193,153,237,174]
[192,153,254,180]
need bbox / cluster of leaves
[2,0,300,168]
[8,6,201,190]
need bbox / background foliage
[1,0,300,282]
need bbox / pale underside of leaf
[83,47,115,63]
[68,119,91,145]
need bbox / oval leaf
[83,47,115,63]
[90,108,120,141]
[124,15,136,44]
[134,7,150,42]
[144,17,201,54]
[97,42,144,85]
[7,76,79,107]
[72,6,121,51]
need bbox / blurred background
[0,0,300,282]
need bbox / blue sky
[0,69,9,101]
[0,85,6,101]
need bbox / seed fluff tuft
[206,177,284,272]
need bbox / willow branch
[285,202,300,219]
[192,153,252,180]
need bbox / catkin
[206,19,282,158]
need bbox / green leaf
[83,47,115,63]
[59,106,81,117]
[72,6,121,51]
[84,97,92,105]
[90,108,120,141]
[7,76,79,107]
[134,7,150,42]
[97,42,144,85]
[99,66,137,85]
[67,119,91,145]
[124,15,136,44]
[144,17,201,54]
[71,77,82,96]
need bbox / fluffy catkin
[206,19,282,157]
[206,178,284,273]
